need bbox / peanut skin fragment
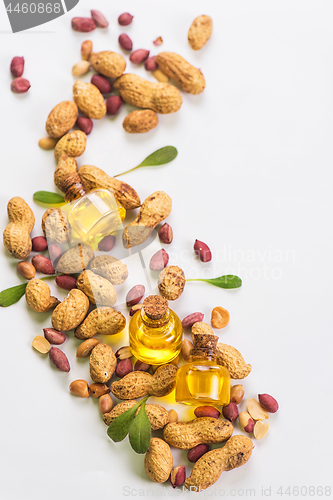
[185,435,253,491]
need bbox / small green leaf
[128,403,151,454]
[33,191,65,204]
[107,396,149,443]
[114,146,178,177]
[186,275,242,289]
[0,283,27,307]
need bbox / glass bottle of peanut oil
[175,326,230,406]
[129,295,183,365]
[58,173,125,248]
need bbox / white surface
[1,1,333,499]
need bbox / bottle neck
[141,307,170,328]
[190,347,217,362]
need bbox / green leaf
[128,403,151,454]
[186,275,242,289]
[107,396,149,443]
[33,191,65,204]
[114,146,178,177]
[0,283,27,307]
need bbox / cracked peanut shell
[42,208,70,244]
[89,255,128,285]
[188,15,213,50]
[90,51,126,78]
[158,265,185,300]
[51,289,89,331]
[73,80,107,119]
[75,306,126,339]
[155,52,205,95]
[185,435,253,491]
[163,417,233,450]
[76,270,117,306]
[56,244,94,274]
[46,101,78,139]
[78,164,140,210]
[90,343,117,383]
[54,130,87,160]
[103,401,169,430]
[113,74,182,114]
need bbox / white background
[1,1,333,499]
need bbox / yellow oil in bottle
[129,295,183,365]
[62,188,125,248]
[175,328,230,406]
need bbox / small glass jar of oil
[175,330,230,406]
[129,295,182,365]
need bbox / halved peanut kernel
[76,338,99,358]
[246,398,269,421]
[115,345,132,360]
[32,335,50,354]
[254,419,269,439]
[211,306,230,329]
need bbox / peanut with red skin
[126,285,145,307]
[98,235,115,251]
[11,77,30,93]
[182,312,204,329]
[91,74,111,94]
[49,347,70,372]
[119,34,133,51]
[31,236,47,252]
[222,402,239,422]
[170,465,185,488]
[153,37,163,46]
[116,358,133,378]
[90,10,109,28]
[130,49,150,64]
[145,56,158,71]
[194,239,212,262]
[158,223,173,244]
[239,411,255,433]
[258,393,279,413]
[72,17,96,32]
[106,95,123,115]
[55,275,77,290]
[10,57,24,77]
[194,406,220,419]
[129,303,143,316]
[187,444,210,463]
[43,328,66,345]
[76,117,93,135]
[31,255,55,275]
[118,13,133,26]
[134,360,150,371]
[115,346,132,359]
[149,249,169,271]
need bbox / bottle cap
[143,295,168,320]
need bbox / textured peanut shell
[113,74,182,114]
[54,130,87,161]
[185,435,253,490]
[78,164,140,210]
[158,265,185,300]
[76,270,117,306]
[123,110,158,133]
[73,80,107,119]
[56,244,94,274]
[90,51,126,78]
[188,15,213,50]
[3,197,35,259]
[217,343,252,379]
[111,364,177,400]
[90,343,117,383]
[46,101,78,139]
[75,306,126,339]
[54,156,78,191]
[123,191,172,248]
[25,279,59,312]
[156,52,205,95]
[51,289,89,331]
[144,438,173,483]
[163,417,233,450]
[103,401,169,430]
[89,255,128,285]
[42,208,70,244]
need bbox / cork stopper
[191,322,219,355]
[62,173,87,202]
[143,295,168,320]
